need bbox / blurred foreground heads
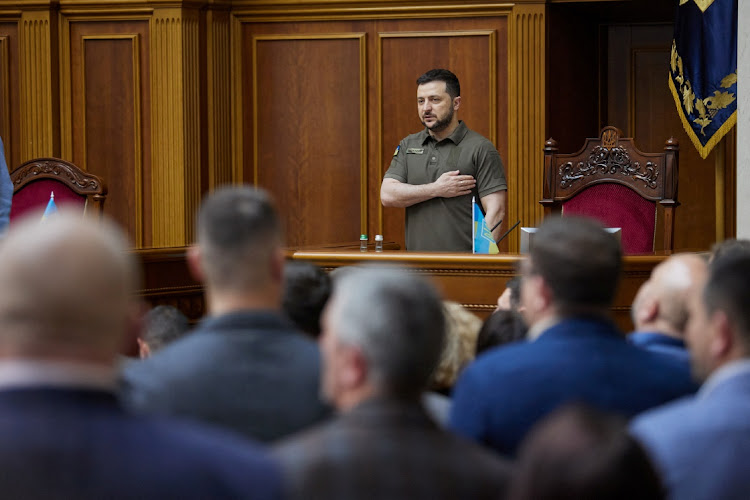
[631,253,750,499]
[0,211,281,499]
[275,266,512,500]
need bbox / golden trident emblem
[679,0,716,13]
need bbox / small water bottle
[360,234,368,252]
[375,234,384,252]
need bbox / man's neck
[428,119,460,142]
[634,321,682,340]
[206,289,281,316]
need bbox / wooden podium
[134,246,669,333]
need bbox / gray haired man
[275,266,512,500]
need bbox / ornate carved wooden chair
[9,158,107,222]
[540,126,678,253]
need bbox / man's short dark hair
[197,186,281,290]
[530,216,622,315]
[704,254,750,348]
[709,238,750,266]
[416,69,461,99]
[282,261,332,338]
[142,305,190,352]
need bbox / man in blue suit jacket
[631,254,750,500]
[122,186,329,442]
[449,217,696,457]
[0,212,281,499]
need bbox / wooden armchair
[540,126,679,254]
[10,158,107,222]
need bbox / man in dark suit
[0,212,280,499]
[631,254,750,500]
[123,186,329,442]
[449,216,696,457]
[274,266,512,500]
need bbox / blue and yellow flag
[472,197,498,254]
[41,191,57,221]
[669,0,737,159]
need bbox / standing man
[381,69,507,251]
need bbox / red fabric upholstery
[561,183,656,254]
[10,179,86,222]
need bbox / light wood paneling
[0,20,19,169]
[19,10,58,160]
[252,34,366,246]
[150,7,201,247]
[206,8,232,189]
[508,4,545,250]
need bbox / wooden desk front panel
[134,247,666,333]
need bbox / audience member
[628,254,707,367]
[282,261,331,339]
[476,309,528,355]
[631,253,750,499]
[122,186,329,442]
[138,305,190,358]
[509,404,663,500]
[0,212,281,499]
[274,266,513,500]
[449,216,696,456]
[431,301,482,391]
[496,276,521,311]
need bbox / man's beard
[422,106,454,133]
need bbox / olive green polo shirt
[384,121,507,251]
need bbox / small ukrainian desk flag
[472,197,499,254]
[41,191,58,221]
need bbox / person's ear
[709,310,734,361]
[637,297,659,325]
[186,245,204,283]
[270,248,285,284]
[340,346,368,390]
[137,338,151,359]
[453,95,461,111]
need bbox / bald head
[0,212,137,362]
[631,254,707,337]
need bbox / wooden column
[206,3,232,189]
[150,7,201,246]
[508,3,545,251]
[19,5,59,160]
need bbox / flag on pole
[41,191,57,221]
[669,0,737,159]
[472,197,499,254]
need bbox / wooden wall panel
[0,21,19,170]
[253,35,365,246]
[64,19,150,247]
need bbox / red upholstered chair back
[541,126,679,254]
[9,158,107,222]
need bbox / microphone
[495,220,521,245]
